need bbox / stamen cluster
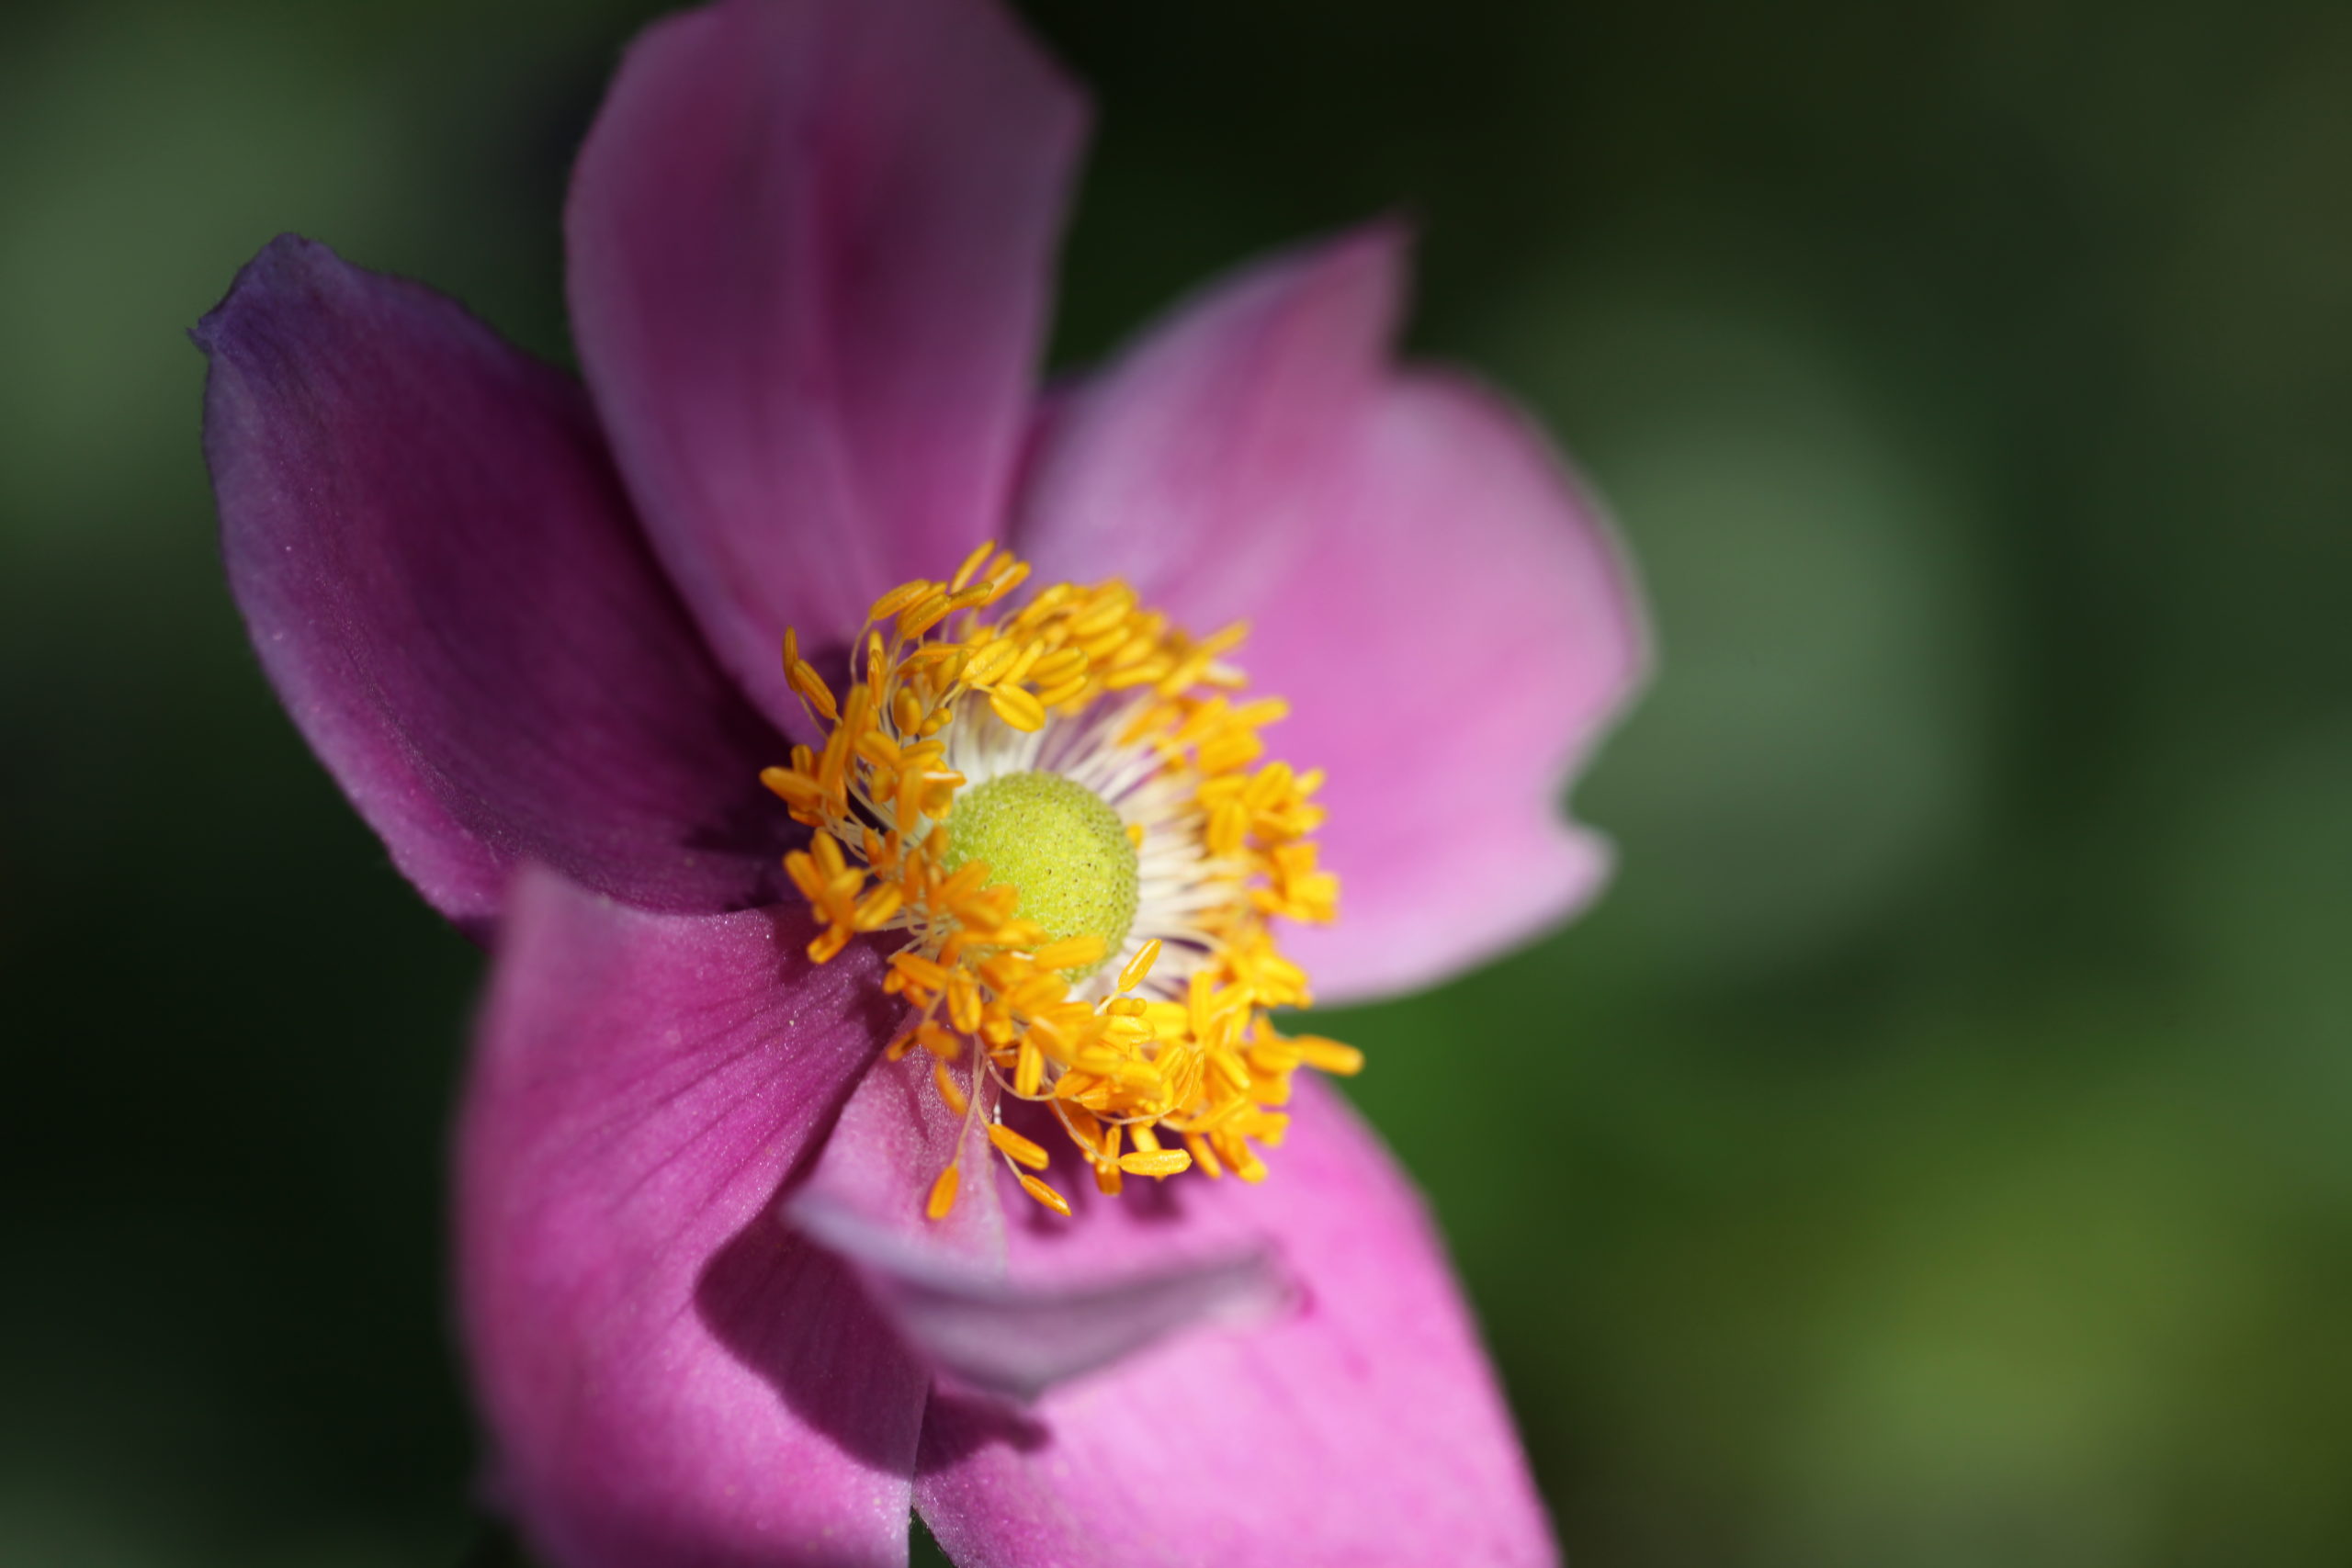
[759,544,1361,1220]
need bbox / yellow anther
[1201,622,1248,657]
[997,641,1045,687]
[853,884,904,931]
[1182,1133,1222,1179]
[949,541,997,592]
[959,637,1022,687]
[1008,970,1069,1013]
[1197,729,1264,775]
[761,546,1357,1214]
[1117,939,1162,993]
[868,579,936,623]
[811,831,847,878]
[987,1123,1051,1171]
[1101,1020,1152,1051]
[984,683,1044,730]
[945,969,982,1034]
[897,590,954,639]
[1290,1036,1364,1076]
[759,766,819,807]
[1027,647,1090,686]
[1030,935,1104,974]
[891,952,950,990]
[925,1164,961,1220]
[980,558,1031,601]
[1015,1172,1071,1218]
[782,639,840,720]
[1069,591,1134,639]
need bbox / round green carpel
[941,771,1138,978]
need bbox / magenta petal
[789,1045,1007,1269]
[1260,371,1644,998]
[1015,231,1647,1001]
[787,1057,1286,1402]
[1013,225,1403,618]
[913,1078,1558,1568]
[836,1235,1285,1406]
[197,235,790,930]
[457,866,922,1568]
[567,0,1087,725]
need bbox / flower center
[760,543,1362,1223]
[939,771,1136,979]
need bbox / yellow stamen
[986,683,1047,732]
[1290,1035,1365,1076]
[987,1123,1052,1171]
[1015,1172,1071,1218]
[1014,1039,1044,1097]
[949,540,997,592]
[762,547,1358,1220]
[1185,1133,1225,1179]
[1116,938,1162,993]
[925,1164,960,1221]
[867,580,935,623]
[933,1060,968,1117]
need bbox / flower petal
[1264,371,1644,999]
[457,866,921,1568]
[1014,230,1647,1001]
[786,1055,1287,1403]
[567,0,1087,725]
[912,1077,1558,1568]
[198,235,790,931]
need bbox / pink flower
[195,0,1645,1563]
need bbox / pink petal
[198,236,793,931]
[567,0,1088,728]
[913,1077,1558,1568]
[788,1043,1008,1269]
[457,865,922,1568]
[786,1055,1286,1402]
[1014,230,1648,1001]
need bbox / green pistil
[941,770,1138,978]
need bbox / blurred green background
[5,0,2349,1563]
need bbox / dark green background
[5,1,2349,1563]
